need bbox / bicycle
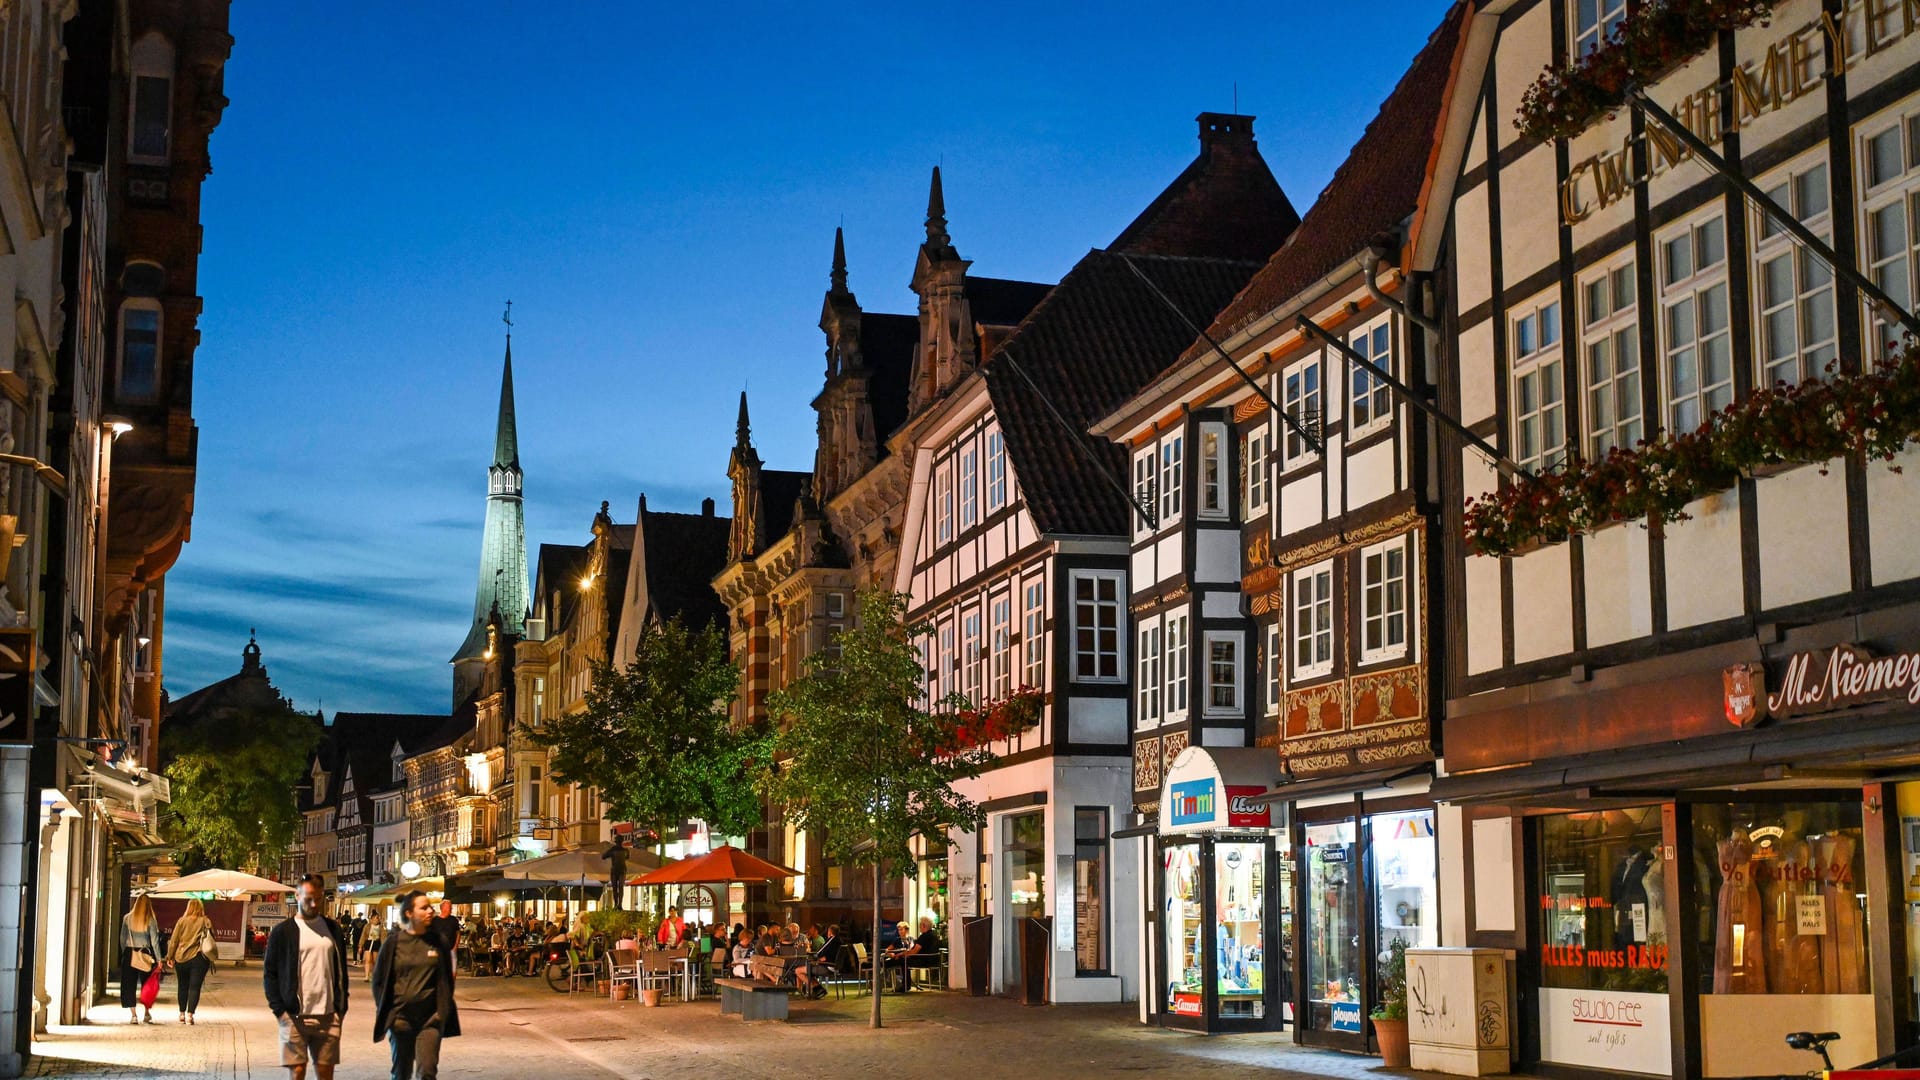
[541,935,607,993]
[1779,1030,1920,1079]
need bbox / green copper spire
[453,335,530,671]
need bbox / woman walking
[120,895,161,1024]
[164,898,214,1024]
[360,921,383,978]
[372,891,460,1080]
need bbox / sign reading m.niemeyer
[1767,643,1920,720]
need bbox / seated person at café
[881,916,942,993]
[486,923,508,975]
[730,929,755,978]
[793,923,841,1000]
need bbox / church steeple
[453,329,531,703]
[922,166,958,261]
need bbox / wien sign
[1559,2,1918,225]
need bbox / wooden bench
[715,977,789,1021]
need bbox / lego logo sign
[1225,787,1270,828]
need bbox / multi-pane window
[1660,214,1732,432]
[1360,537,1410,663]
[1132,450,1157,536]
[959,445,979,530]
[935,463,955,545]
[1265,623,1282,714]
[1205,633,1241,713]
[985,430,1008,511]
[1512,298,1564,472]
[826,592,845,619]
[118,302,161,401]
[1860,110,1920,357]
[1070,572,1122,682]
[1136,620,1163,727]
[937,622,956,701]
[1754,159,1835,387]
[962,609,984,705]
[1292,562,1334,679]
[1159,435,1184,523]
[1574,0,1628,57]
[1198,425,1227,518]
[128,34,173,163]
[1582,258,1641,457]
[1243,427,1269,516]
[1022,579,1045,687]
[1349,321,1393,432]
[990,595,1012,700]
[1165,613,1189,717]
[1282,358,1322,465]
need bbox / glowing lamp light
[400,860,421,881]
[103,416,134,437]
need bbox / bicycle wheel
[545,961,569,992]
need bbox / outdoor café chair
[639,950,679,999]
[566,946,599,995]
[607,948,641,1002]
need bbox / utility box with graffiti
[1404,948,1511,1076]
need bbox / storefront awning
[1157,746,1284,836]
[1243,764,1431,807]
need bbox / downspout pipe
[1362,233,1440,337]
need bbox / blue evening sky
[164,1,1456,716]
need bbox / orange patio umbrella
[627,844,797,886]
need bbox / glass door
[1214,839,1267,1023]
[1303,818,1364,1046]
[1163,841,1205,1026]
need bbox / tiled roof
[984,250,1263,537]
[1110,113,1302,262]
[965,276,1054,327]
[532,542,593,631]
[1177,3,1466,361]
[636,506,731,633]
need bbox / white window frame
[1265,622,1282,715]
[1158,434,1184,525]
[1242,425,1270,517]
[1131,449,1157,538]
[1204,631,1241,715]
[1069,570,1125,684]
[1347,318,1393,437]
[962,608,983,706]
[1658,211,1733,433]
[1197,423,1228,519]
[935,461,955,545]
[1359,535,1413,665]
[989,593,1012,701]
[937,621,956,701]
[1165,612,1189,719]
[1753,153,1836,388]
[1021,578,1045,688]
[1510,295,1565,473]
[1291,561,1334,680]
[1280,356,1322,469]
[985,429,1008,511]
[128,33,174,165]
[1581,253,1642,458]
[1573,0,1627,58]
[825,592,846,619]
[958,443,979,530]
[1136,617,1162,729]
[1859,105,1920,358]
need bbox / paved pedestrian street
[27,964,1447,1079]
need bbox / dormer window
[391,744,405,783]
[311,763,329,803]
[128,34,174,164]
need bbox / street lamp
[400,860,421,882]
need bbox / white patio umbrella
[148,868,294,896]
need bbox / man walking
[264,875,350,1080]
[372,891,461,1080]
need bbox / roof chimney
[701,497,715,517]
[1197,112,1255,152]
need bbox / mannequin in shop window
[1640,848,1666,944]
[1610,846,1653,946]
[1712,828,1766,993]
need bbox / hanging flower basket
[952,687,1047,751]
[1464,342,1920,558]
[1514,0,1775,143]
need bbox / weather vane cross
[502,299,513,330]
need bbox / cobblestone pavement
[29,961,1452,1079]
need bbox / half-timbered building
[1429,1,1920,1076]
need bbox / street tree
[520,617,764,856]
[760,589,990,1027]
[163,705,321,872]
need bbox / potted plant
[1372,938,1411,1068]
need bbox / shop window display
[1306,820,1362,1032]
[1372,810,1437,981]
[1215,841,1265,1019]
[1166,844,1204,1016]
[1692,802,1867,995]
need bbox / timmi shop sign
[1765,643,1920,720]
[1560,1,1919,225]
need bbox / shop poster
[1538,988,1670,1075]
[1331,1001,1364,1032]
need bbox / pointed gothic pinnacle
[829,227,848,293]
[735,390,752,448]
[926,165,949,246]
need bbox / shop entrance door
[1298,817,1366,1050]
[1001,810,1046,996]
[1159,836,1282,1032]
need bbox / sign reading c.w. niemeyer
[1767,643,1920,720]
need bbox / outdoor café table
[749,954,802,986]
[672,955,700,1000]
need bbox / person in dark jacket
[263,875,350,1080]
[373,891,461,1080]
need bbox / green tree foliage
[163,707,321,872]
[760,589,989,1025]
[520,617,764,841]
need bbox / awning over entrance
[1243,764,1431,807]
[1156,746,1283,836]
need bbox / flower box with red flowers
[952,687,1047,751]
